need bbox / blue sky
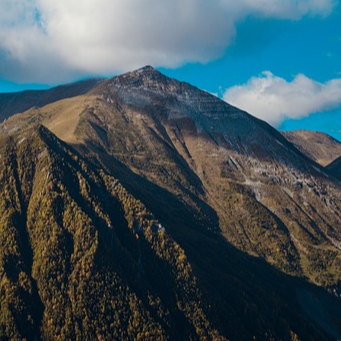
[0,0,340,140]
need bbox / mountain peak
[136,65,158,73]
[106,65,175,92]
[129,65,166,80]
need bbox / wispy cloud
[0,0,336,83]
[223,72,341,126]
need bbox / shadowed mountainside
[0,125,224,340]
[327,155,341,180]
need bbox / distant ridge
[282,130,341,166]
[0,78,105,122]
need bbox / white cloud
[0,0,336,83]
[219,0,335,19]
[223,72,341,126]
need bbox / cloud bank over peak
[223,72,341,126]
[0,0,336,83]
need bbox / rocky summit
[1,66,341,340]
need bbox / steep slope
[2,66,341,288]
[0,78,104,122]
[0,125,224,340]
[282,130,341,166]
[1,125,341,340]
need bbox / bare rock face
[1,66,341,340]
[282,130,341,166]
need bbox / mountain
[72,66,341,286]
[1,66,341,340]
[0,78,104,122]
[282,130,341,166]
